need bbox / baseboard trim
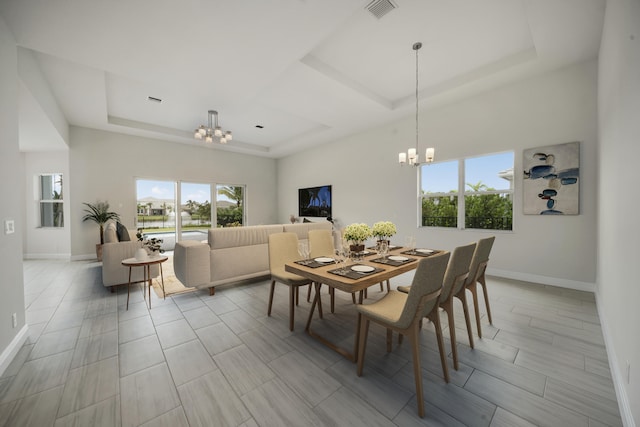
[595,289,636,427]
[23,253,71,260]
[0,325,29,377]
[487,268,595,292]
[70,254,98,261]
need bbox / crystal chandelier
[399,42,434,166]
[194,110,232,144]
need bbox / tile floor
[0,258,622,426]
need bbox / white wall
[22,151,71,259]
[597,0,640,425]
[278,59,599,289]
[69,127,279,258]
[0,16,27,374]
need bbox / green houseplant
[82,201,120,260]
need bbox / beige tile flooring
[0,258,622,426]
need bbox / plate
[351,265,375,273]
[315,257,335,263]
[416,249,434,254]
[388,255,408,261]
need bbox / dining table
[285,246,442,362]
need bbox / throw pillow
[103,223,118,243]
[116,222,131,241]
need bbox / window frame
[419,151,514,231]
[39,173,64,228]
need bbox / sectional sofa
[173,222,333,295]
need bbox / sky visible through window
[136,180,233,204]
[422,152,513,193]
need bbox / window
[40,173,64,227]
[136,179,175,250]
[216,184,245,227]
[420,152,513,231]
[180,182,211,241]
[421,161,459,228]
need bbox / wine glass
[298,242,309,263]
[377,240,389,260]
[405,236,416,251]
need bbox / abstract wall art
[523,141,580,215]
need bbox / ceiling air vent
[366,0,397,19]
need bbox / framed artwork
[523,141,580,215]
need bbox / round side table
[121,255,169,309]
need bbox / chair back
[268,232,300,274]
[309,229,335,258]
[464,236,495,286]
[398,251,450,328]
[440,242,477,301]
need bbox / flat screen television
[298,185,332,218]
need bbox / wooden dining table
[285,247,423,362]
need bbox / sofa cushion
[116,222,131,241]
[283,222,332,241]
[104,222,118,243]
[209,225,283,249]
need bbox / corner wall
[278,59,599,288]
[597,0,640,425]
[0,16,27,373]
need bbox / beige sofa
[173,222,332,295]
[101,222,159,288]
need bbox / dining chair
[308,229,342,309]
[397,243,476,371]
[267,232,313,331]
[356,251,450,418]
[464,236,495,338]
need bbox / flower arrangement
[372,221,397,240]
[136,228,165,254]
[343,223,372,244]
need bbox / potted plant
[372,221,397,243]
[343,223,372,254]
[82,201,120,261]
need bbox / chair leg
[307,284,311,302]
[289,285,295,331]
[351,293,356,304]
[443,301,459,370]
[357,318,370,376]
[479,274,493,325]
[379,282,384,291]
[316,283,324,319]
[409,325,425,418]
[386,329,393,352]
[267,280,276,316]
[386,280,390,292]
[468,282,483,338]
[330,287,335,313]
[457,290,475,349]
[430,311,449,383]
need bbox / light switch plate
[4,219,15,235]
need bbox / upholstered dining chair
[356,251,450,419]
[398,242,476,371]
[464,236,495,338]
[308,229,342,309]
[267,232,313,331]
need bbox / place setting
[294,241,337,268]
[328,263,384,279]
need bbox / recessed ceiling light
[147,96,162,103]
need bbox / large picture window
[420,152,513,231]
[40,173,64,227]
